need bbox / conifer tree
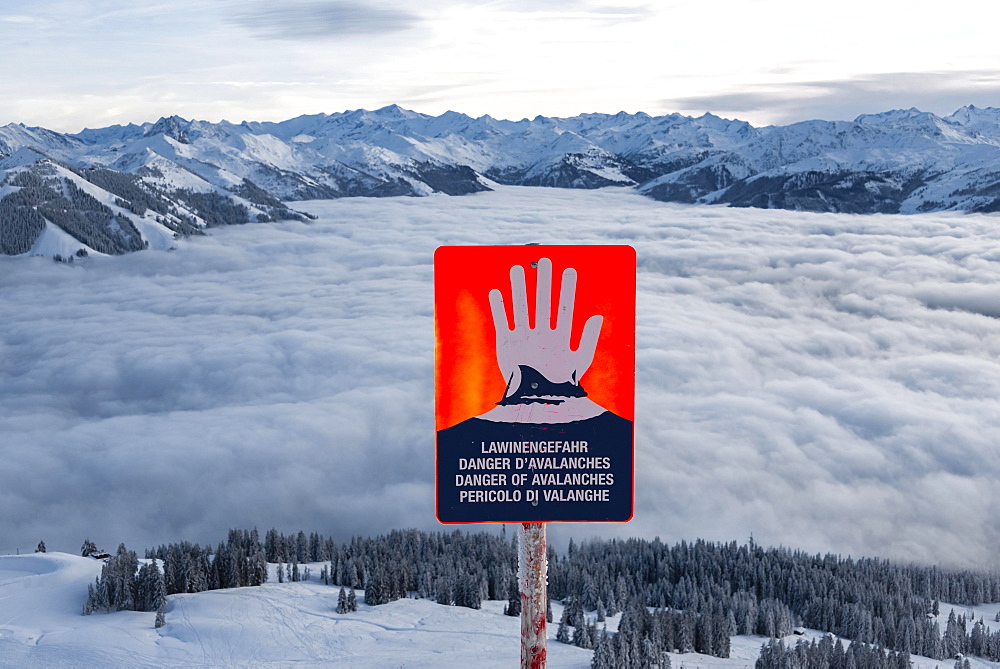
[591,629,616,669]
[713,613,732,658]
[137,559,166,612]
[365,566,388,605]
[250,550,268,586]
[572,620,594,649]
[454,573,481,609]
[83,584,96,615]
[435,577,452,606]
[155,601,166,629]
[296,531,308,564]
[81,539,97,557]
[556,619,571,643]
[505,580,521,617]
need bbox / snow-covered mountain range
[5,104,1000,256]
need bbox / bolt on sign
[435,245,635,523]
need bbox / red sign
[435,245,635,523]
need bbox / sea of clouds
[2,186,999,569]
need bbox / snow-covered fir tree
[347,588,357,612]
[80,538,97,557]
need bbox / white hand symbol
[489,257,603,397]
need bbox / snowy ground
[3,553,998,667]
[0,552,592,667]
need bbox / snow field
[5,552,997,667]
[0,552,596,667]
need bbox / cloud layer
[665,71,1000,124]
[2,187,1000,569]
[231,1,421,40]
[8,0,1000,132]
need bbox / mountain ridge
[4,105,1000,256]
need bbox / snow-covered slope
[0,154,309,257]
[0,552,597,667]
[2,553,997,668]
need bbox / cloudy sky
[3,187,1000,569]
[4,0,1000,131]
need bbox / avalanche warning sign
[435,245,635,523]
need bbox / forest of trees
[755,635,912,669]
[71,528,1000,666]
[168,188,250,227]
[552,536,1000,663]
[71,166,172,218]
[0,169,146,255]
[82,543,167,627]
[0,159,311,256]
[70,165,310,230]
[0,182,47,254]
[145,528,268,595]
[229,177,310,222]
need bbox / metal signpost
[435,245,635,668]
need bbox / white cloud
[7,0,1000,131]
[664,71,1000,125]
[231,1,422,40]
[2,187,1000,569]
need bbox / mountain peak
[373,104,424,120]
[144,116,192,144]
[946,104,1000,124]
[0,146,47,170]
[853,107,937,125]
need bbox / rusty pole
[519,522,547,668]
